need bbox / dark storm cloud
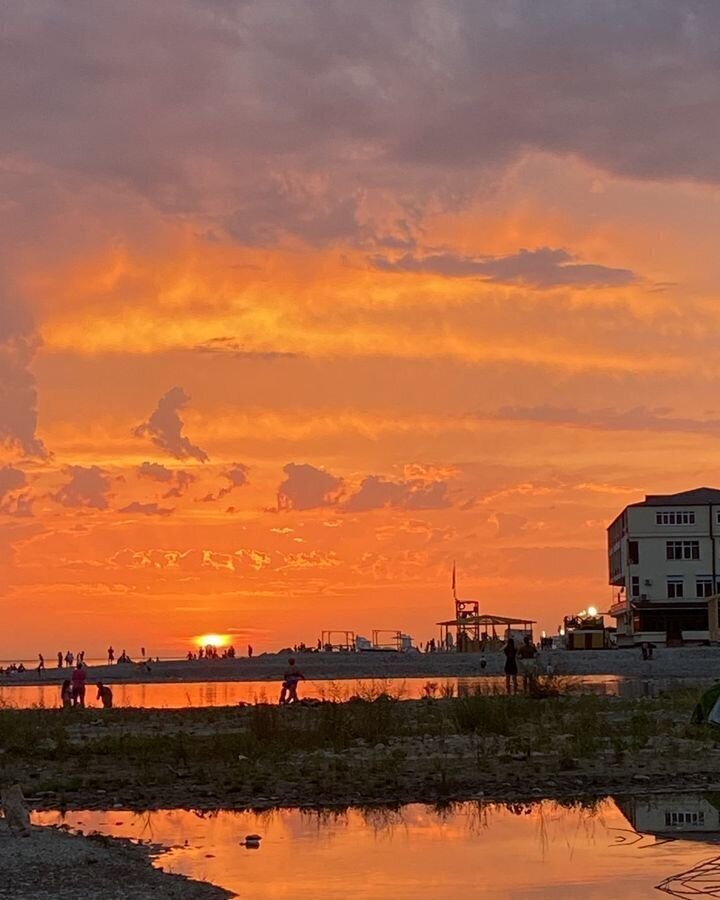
[52,465,112,509]
[0,465,26,500]
[277,463,343,511]
[194,338,300,360]
[0,288,48,459]
[134,388,209,462]
[198,463,249,502]
[136,462,174,482]
[119,501,174,517]
[136,461,195,497]
[3,1,720,253]
[495,405,720,435]
[345,474,452,512]
[371,248,637,288]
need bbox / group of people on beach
[33,647,143,675]
[59,662,113,709]
[502,635,540,694]
[186,644,243,661]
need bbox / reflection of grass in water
[352,679,407,702]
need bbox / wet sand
[4,645,720,688]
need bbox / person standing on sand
[279,657,305,704]
[107,646,114,664]
[517,635,539,693]
[60,679,72,709]
[247,644,253,658]
[65,650,73,668]
[71,661,86,707]
[36,654,45,675]
[57,651,63,669]
[503,637,518,694]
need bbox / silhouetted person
[517,635,539,692]
[57,651,63,669]
[60,679,72,709]
[64,651,73,668]
[503,637,518,694]
[279,657,305,704]
[71,661,86,707]
[247,644,253,658]
[96,682,113,708]
[107,646,114,664]
[36,654,45,675]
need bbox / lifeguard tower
[437,564,535,652]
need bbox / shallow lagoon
[0,674,655,708]
[36,795,720,899]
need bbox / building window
[697,578,715,598]
[667,578,684,599]
[628,540,639,564]
[666,540,700,560]
[657,511,696,526]
[631,576,640,598]
[665,811,704,826]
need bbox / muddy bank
[5,645,720,689]
[0,823,232,900]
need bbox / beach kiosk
[563,608,607,650]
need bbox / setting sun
[195,634,230,649]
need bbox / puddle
[35,795,720,898]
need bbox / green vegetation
[0,687,716,810]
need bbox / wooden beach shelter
[437,613,536,653]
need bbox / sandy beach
[4,646,720,690]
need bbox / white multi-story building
[608,487,720,645]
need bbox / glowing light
[587,606,598,617]
[195,633,230,649]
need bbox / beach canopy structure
[437,613,536,653]
[691,683,720,726]
[321,630,355,652]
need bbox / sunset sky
[3,2,720,658]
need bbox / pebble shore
[0,825,233,900]
[5,646,720,688]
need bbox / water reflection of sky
[0,675,634,709]
[35,799,720,899]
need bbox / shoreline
[0,823,233,900]
[4,646,720,688]
[27,773,720,815]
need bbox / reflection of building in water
[618,793,720,836]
